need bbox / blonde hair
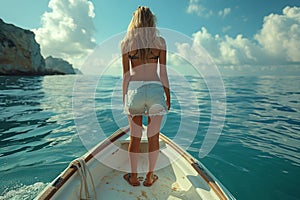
[121,6,163,62]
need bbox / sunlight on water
[0,75,299,200]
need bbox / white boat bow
[36,126,235,200]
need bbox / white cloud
[177,6,300,69]
[172,6,300,75]
[33,0,96,68]
[191,28,260,66]
[218,8,231,18]
[222,25,231,33]
[255,6,300,63]
[186,0,213,18]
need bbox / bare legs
[146,116,162,185]
[127,115,163,185]
[127,116,142,184]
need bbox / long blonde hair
[121,6,163,62]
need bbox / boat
[36,126,235,200]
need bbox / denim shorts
[124,81,168,116]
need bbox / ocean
[0,75,299,200]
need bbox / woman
[121,6,170,187]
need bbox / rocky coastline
[0,19,78,76]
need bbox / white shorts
[124,81,168,116]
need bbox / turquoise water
[0,75,299,200]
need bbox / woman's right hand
[166,99,170,111]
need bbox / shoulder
[157,36,166,50]
[158,36,166,45]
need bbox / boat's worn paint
[36,126,234,200]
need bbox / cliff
[0,19,77,75]
[0,19,46,75]
[45,56,75,75]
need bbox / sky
[1,0,300,76]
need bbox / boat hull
[36,126,234,200]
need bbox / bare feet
[123,173,140,186]
[143,172,158,187]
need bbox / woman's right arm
[159,37,170,110]
[122,53,130,104]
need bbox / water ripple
[0,75,299,200]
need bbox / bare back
[128,48,161,81]
[122,36,169,108]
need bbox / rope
[70,158,97,200]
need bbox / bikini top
[128,50,159,60]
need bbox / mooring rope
[71,158,97,200]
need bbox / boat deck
[94,138,219,200]
[37,127,231,200]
